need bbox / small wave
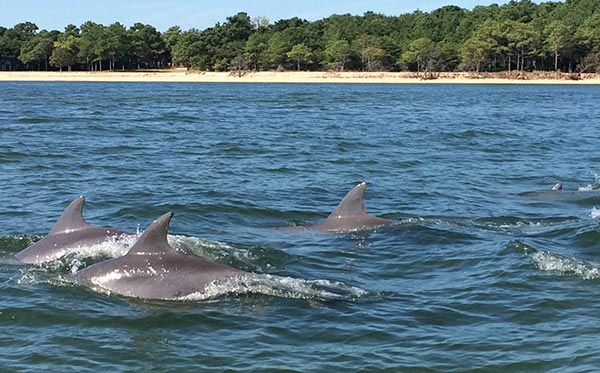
[578,173,600,191]
[473,216,579,236]
[5,233,237,270]
[16,117,53,124]
[179,274,368,302]
[591,207,600,219]
[167,235,257,265]
[17,266,74,287]
[48,235,140,273]
[512,240,600,280]
[529,250,600,280]
[0,235,42,256]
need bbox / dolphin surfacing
[519,183,600,204]
[75,212,246,300]
[15,196,129,265]
[310,182,393,233]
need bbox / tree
[104,22,129,70]
[0,22,38,69]
[252,16,270,30]
[575,12,600,72]
[171,29,202,68]
[50,36,78,71]
[266,32,289,69]
[79,21,106,71]
[18,30,55,70]
[461,30,495,72]
[287,43,312,70]
[354,34,385,71]
[245,31,271,70]
[544,20,573,72]
[399,37,439,73]
[129,23,165,68]
[324,38,351,71]
[576,12,600,54]
[162,26,181,67]
[502,20,538,72]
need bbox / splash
[17,266,74,287]
[473,217,574,236]
[167,234,256,263]
[529,250,600,280]
[591,207,600,219]
[578,173,600,191]
[514,241,600,280]
[178,274,368,302]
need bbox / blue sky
[1,0,522,32]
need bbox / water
[1,82,600,371]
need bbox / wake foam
[530,250,600,280]
[178,274,368,302]
[591,207,600,219]
[578,173,600,191]
[167,235,257,263]
[514,241,600,280]
[14,234,367,302]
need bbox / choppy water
[1,82,600,371]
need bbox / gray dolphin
[519,183,600,204]
[15,196,130,265]
[75,212,246,300]
[309,182,393,233]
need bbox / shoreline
[1,70,599,84]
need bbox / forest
[1,0,599,73]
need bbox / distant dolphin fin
[49,196,92,235]
[127,211,175,255]
[326,182,368,220]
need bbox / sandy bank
[1,70,599,84]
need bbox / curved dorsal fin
[127,212,176,255]
[326,182,368,219]
[49,196,92,235]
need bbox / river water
[1,82,599,371]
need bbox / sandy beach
[1,69,599,84]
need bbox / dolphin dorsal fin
[127,212,176,255]
[49,196,92,235]
[326,182,368,220]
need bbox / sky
[0,0,524,32]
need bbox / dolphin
[308,182,393,233]
[74,212,246,300]
[15,196,130,265]
[519,183,600,205]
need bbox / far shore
[1,69,599,84]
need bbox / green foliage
[544,20,575,71]
[50,36,78,71]
[18,29,55,70]
[324,38,351,71]
[287,43,312,70]
[129,23,165,68]
[171,29,202,68]
[245,31,271,70]
[353,34,385,71]
[2,1,600,73]
[399,38,441,72]
[576,12,600,53]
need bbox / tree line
[1,0,599,73]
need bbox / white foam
[529,250,600,280]
[168,234,258,263]
[591,207,600,219]
[178,273,368,302]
